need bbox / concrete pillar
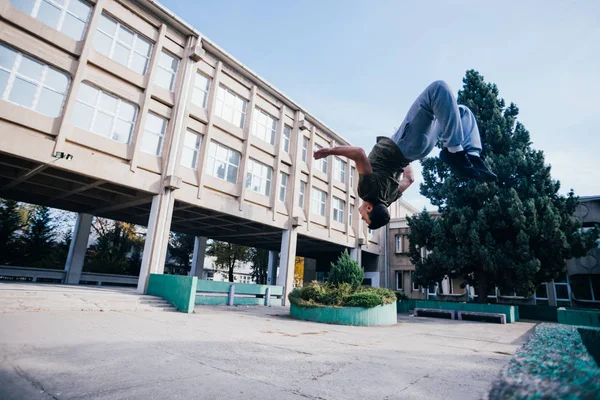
[276,229,298,305]
[189,236,208,279]
[267,250,278,285]
[349,247,361,265]
[64,213,93,284]
[137,192,175,293]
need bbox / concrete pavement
[0,304,536,400]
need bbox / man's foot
[468,155,497,182]
[440,148,479,179]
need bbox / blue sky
[161,0,600,210]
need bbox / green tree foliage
[407,70,599,302]
[250,247,269,284]
[206,241,252,282]
[0,199,23,265]
[21,205,57,268]
[166,232,195,275]
[327,249,364,288]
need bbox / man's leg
[458,105,496,181]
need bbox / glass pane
[221,106,233,124]
[97,14,117,36]
[71,102,94,130]
[93,31,113,57]
[38,1,61,29]
[9,77,36,108]
[92,112,113,137]
[0,44,17,69]
[112,119,132,143]
[117,25,134,46]
[555,284,569,300]
[226,165,238,183]
[196,74,209,90]
[192,88,207,107]
[215,162,226,180]
[62,14,86,41]
[535,284,548,299]
[245,172,252,189]
[0,69,9,96]
[184,131,198,148]
[141,132,161,155]
[160,51,178,72]
[265,180,271,196]
[154,68,173,91]
[68,0,91,20]
[112,43,130,67]
[36,87,63,117]
[130,53,147,75]
[135,37,152,57]
[229,150,240,166]
[10,0,35,14]
[181,148,194,169]
[98,92,118,113]
[18,56,44,81]
[215,145,226,162]
[44,68,69,92]
[118,101,136,121]
[77,83,98,104]
[145,113,166,134]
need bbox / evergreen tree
[327,249,364,288]
[84,219,142,275]
[250,248,269,284]
[166,232,195,275]
[206,241,252,282]
[407,70,599,302]
[0,199,23,265]
[22,205,56,268]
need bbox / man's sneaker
[468,155,497,182]
[439,148,479,179]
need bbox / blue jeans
[390,80,482,161]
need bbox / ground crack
[13,364,60,400]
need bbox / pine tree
[250,248,269,284]
[84,219,142,275]
[407,70,599,302]
[22,205,56,268]
[0,199,23,265]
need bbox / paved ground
[0,298,536,400]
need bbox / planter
[290,302,397,326]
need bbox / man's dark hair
[367,203,390,230]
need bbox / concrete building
[0,0,381,303]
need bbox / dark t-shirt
[357,136,410,206]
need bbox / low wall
[147,274,197,313]
[557,308,600,327]
[290,303,397,326]
[415,300,518,323]
[397,299,416,313]
[518,305,558,322]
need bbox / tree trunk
[476,275,489,304]
[228,256,236,282]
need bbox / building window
[245,158,273,196]
[192,72,210,108]
[395,235,408,254]
[93,13,153,75]
[334,158,347,183]
[313,144,328,173]
[332,197,345,223]
[281,125,291,153]
[411,271,419,291]
[251,108,277,144]
[310,187,326,217]
[12,0,92,41]
[141,113,168,156]
[350,166,356,188]
[279,172,288,202]
[72,82,137,143]
[181,129,202,170]
[396,271,403,291]
[206,141,240,184]
[154,50,178,92]
[302,136,309,162]
[0,44,70,118]
[349,204,354,225]
[299,181,306,209]
[214,85,247,128]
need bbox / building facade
[0,0,382,303]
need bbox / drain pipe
[384,225,389,289]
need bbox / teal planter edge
[557,308,600,327]
[290,302,397,326]
[147,274,197,313]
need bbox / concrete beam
[64,213,93,284]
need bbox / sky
[161,0,600,211]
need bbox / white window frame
[94,13,153,75]
[349,204,354,225]
[395,235,403,254]
[310,187,326,217]
[281,125,291,153]
[0,44,70,118]
[251,107,277,144]
[411,271,419,291]
[332,197,345,223]
[334,158,347,183]
[154,50,179,92]
[214,85,247,128]
[350,166,356,189]
[299,181,306,209]
[141,112,168,156]
[12,0,92,41]
[245,158,273,196]
[279,172,288,202]
[206,141,241,184]
[181,129,202,170]
[72,82,137,144]
[192,72,211,108]
[313,144,328,173]
[302,136,309,162]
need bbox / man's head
[358,201,390,230]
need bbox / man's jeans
[390,80,482,161]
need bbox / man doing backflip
[313,80,496,230]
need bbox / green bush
[344,292,384,308]
[327,249,364,288]
[288,281,396,308]
[395,291,408,301]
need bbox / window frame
[411,271,419,291]
[334,157,347,183]
[299,181,306,209]
[301,136,309,162]
[206,140,241,184]
[154,50,179,92]
[181,128,202,170]
[310,187,327,217]
[279,172,289,202]
[141,112,168,156]
[214,85,247,128]
[245,158,273,197]
[350,166,356,188]
[332,196,345,223]
[251,107,277,145]
[313,143,328,173]
[349,204,354,225]
[12,0,92,41]
[281,125,291,153]
[396,271,404,291]
[192,72,211,108]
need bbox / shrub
[327,249,364,288]
[395,291,408,301]
[344,292,383,308]
[288,281,396,308]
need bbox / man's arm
[313,146,372,175]
[398,163,414,193]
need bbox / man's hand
[313,147,330,160]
